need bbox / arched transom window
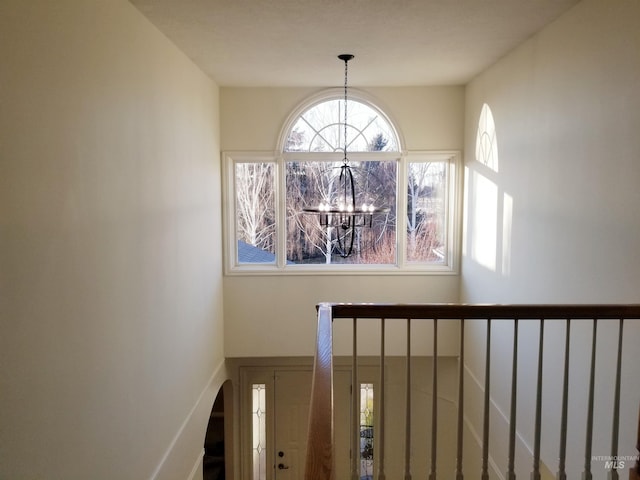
[284,98,399,153]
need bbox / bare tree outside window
[407,162,447,262]
[286,160,396,265]
[235,162,276,262]
[285,99,398,153]
[225,95,459,272]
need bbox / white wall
[221,86,465,357]
[462,0,640,478]
[462,0,640,303]
[0,1,225,478]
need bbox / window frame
[222,87,460,275]
[223,150,461,275]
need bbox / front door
[273,369,352,480]
[273,370,311,480]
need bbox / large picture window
[223,93,460,274]
[285,157,397,265]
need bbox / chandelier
[303,54,389,258]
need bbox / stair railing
[304,303,640,480]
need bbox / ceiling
[130,0,580,87]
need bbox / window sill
[224,263,459,276]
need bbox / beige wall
[221,86,465,151]
[221,86,465,357]
[462,0,640,304]
[462,0,640,478]
[4,0,638,477]
[0,1,225,478]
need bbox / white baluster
[352,318,359,480]
[557,319,570,480]
[608,319,624,480]
[404,319,412,480]
[507,319,519,480]
[582,319,597,480]
[481,319,491,480]
[378,318,386,480]
[456,319,465,480]
[532,320,544,480]
[429,319,438,480]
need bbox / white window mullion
[396,154,408,269]
[222,89,461,275]
[449,154,463,273]
[222,152,238,273]
[276,155,287,270]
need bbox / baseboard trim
[187,449,205,480]
[150,359,228,480]
[463,362,554,479]
[463,411,505,480]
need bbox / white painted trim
[462,363,506,479]
[187,449,205,480]
[464,361,509,423]
[150,359,228,480]
[462,411,505,480]
[275,87,406,154]
[464,362,537,456]
[221,151,280,275]
[463,361,558,478]
[222,150,462,275]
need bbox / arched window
[284,97,399,153]
[223,91,460,274]
[280,93,401,265]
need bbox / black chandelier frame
[302,54,390,258]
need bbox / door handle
[278,463,289,470]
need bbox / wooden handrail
[304,304,334,480]
[304,303,640,480]
[329,303,640,319]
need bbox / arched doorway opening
[204,380,233,480]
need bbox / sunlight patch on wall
[470,171,498,272]
[475,103,499,172]
[502,193,513,277]
[462,167,469,258]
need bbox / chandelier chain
[343,56,348,162]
